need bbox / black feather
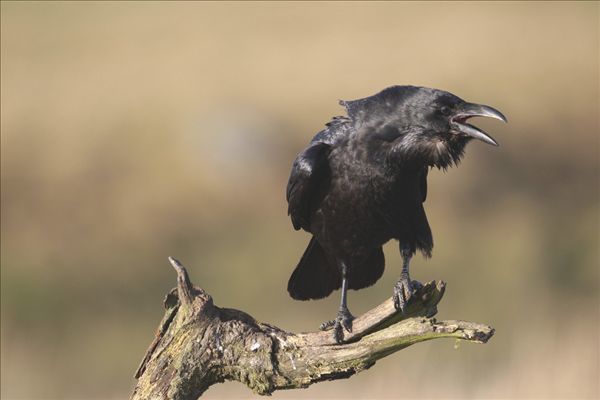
[287,237,340,300]
[286,85,501,301]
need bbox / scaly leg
[319,262,354,343]
[393,243,422,312]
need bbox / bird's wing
[286,142,331,231]
[420,166,428,202]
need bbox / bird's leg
[393,243,422,312]
[319,263,354,343]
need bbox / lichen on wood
[130,257,494,400]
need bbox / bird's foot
[319,307,354,344]
[393,276,422,313]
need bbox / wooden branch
[131,257,494,400]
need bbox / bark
[131,257,494,400]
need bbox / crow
[286,85,506,343]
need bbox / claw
[393,277,422,312]
[342,316,353,333]
[320,308,354,343]
[411,280,423,291]
[333,323,344,344]
[319,319,335,331]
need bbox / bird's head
[342,86,507,169]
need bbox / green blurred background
[1,2,598,399]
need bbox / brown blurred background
[1,2,598,399]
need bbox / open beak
[451,103,507,146]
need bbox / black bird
[286,85,506,343]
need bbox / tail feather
[348,247,385,290]
[288,239,386,300]
[287,238,341,300]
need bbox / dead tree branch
[131,257,494,400]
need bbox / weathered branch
[131,257,494,400]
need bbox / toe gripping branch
[131,258,495,400]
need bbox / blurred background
[1,2,598,399]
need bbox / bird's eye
[440,106,451,116]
